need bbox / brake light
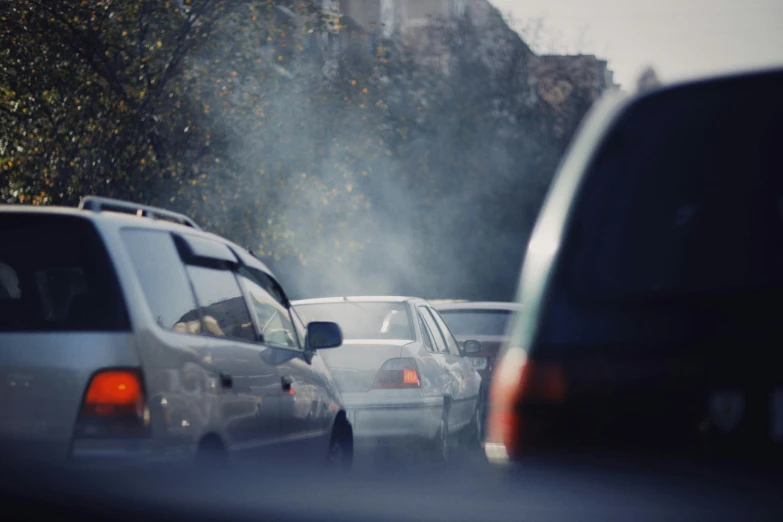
[75,369,150,438]
[373,358,421,389]
[486,349,566,462]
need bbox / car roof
[292,296,422,305]
[636,64,783,97]
[433,301,523,312]
[509,65,783,353]
[0,204,276,278]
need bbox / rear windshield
[295,302,414,340]
[0,213,130,332]
[438,309,514,337]
[564,73,783,300]
[537,72,783,348]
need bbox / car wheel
[326,417,353,471]
[195,434,228,471]
[461,399,484,449]
[432,418,450,463]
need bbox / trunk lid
[0,332,139,462]
[318,339,412,393]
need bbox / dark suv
[486,67,783,468]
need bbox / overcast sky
[490,0,783,88]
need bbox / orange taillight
[85,370,143,406]
[403,369,419,385]
[372,358,421,389]
[81,369,145,418]
[486,349,567,461]
[74,369,150,441]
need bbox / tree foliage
[1,1,606,300]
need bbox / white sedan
[293,296,483,461]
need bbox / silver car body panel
[0,207,345,467]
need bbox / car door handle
[219,371,233,389]
[281,374,293,392]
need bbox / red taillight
[373,358,421,389]
[75,369,149,438]
[486,349,566,461]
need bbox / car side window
[121,229,200,333]
[417,312,436,352]
[186,265,256,343]
[428,308,462,356]
[290,307,309,348]
[237,266,299,350]
[419,306,447,353]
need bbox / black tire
[326,417,354,471]
[195,435,228,471]
[431,417,450,464]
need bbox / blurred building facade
[330,0,617,97]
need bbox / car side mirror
[462,339,482,355]
[307,321,343,350]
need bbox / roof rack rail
[78,196,202,230]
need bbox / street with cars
[2,67,783,521]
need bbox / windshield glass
[438,310,513,337]
[295,302,414,340]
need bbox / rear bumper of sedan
[341,390,444,442]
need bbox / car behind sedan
[294,297,483,461]
[434,302,521,382]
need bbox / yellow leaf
[122,31,127,36]
[346,183,353,193]
[156,40,162,47]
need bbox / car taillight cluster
[74,369,150,439]
[486,348,567,462]
[372,358,421,389]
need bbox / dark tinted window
[122,229,199,333]
[438,310,513,337]
[186,266,255,343]
[566,72,783,299]
[296,302,414,340]
[538,72,783,348]
[0,214,129,332]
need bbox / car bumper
[341,390,444,442]
[69,438,192,470]
[0,440,189,472]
